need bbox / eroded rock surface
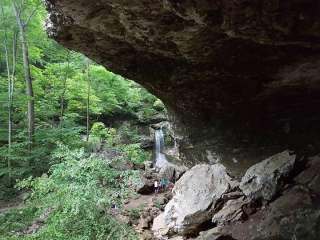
[239,150,296,202]
[156,164,236,235]
[43,2,320,238]
[159,162,188,182]
[212,196,249,226]
[199,155,320,240]
[45,0,320,171]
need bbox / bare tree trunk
[59,52,70,126]
[86,63,91,142]
[13,1,35,149]
[1,3,18,185]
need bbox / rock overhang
[44,0,320,171]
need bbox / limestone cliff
[44,0,320,174]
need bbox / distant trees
[0,1,18,185]
[0,0,163,188]
[12,0,39,149]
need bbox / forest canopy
[0,1,166,239]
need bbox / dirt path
[124,194,155,210]
[0,193,26,215]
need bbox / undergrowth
[0,144,139,240]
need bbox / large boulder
[197,227,235,240]
[199,155,320,240]
[212,196,250,226]
[294,155,320,193]
[152,213,170,238]
[155,164,237,235]
[159,162,188,182]
[239,150,296,202]
[135,176,154,195]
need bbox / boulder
[196,155,320,240]
[139,113,167,125]
[160,164,237,235]
[136,177,154,195]
[140,137,154,150]
[169,237,185,240]
[159,162,188,182]
[152,213,170,238]
[205,185,320,240]
[240,150,296,202]
[294,155,320,194]
[212,196,249,226]
[137,215,152,229]
[197,227,235,240]
[140,230,153,240]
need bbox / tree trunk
[13,1,35,149]
[59,52,70,126]
[86,63,91,142]
[1,3,18,185]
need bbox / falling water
[154,129,168,169]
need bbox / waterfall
[154,129,168,169]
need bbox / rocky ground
[2,147,319,240]
[129,150,320,240]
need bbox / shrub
[1,144,138,240]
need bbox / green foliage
[0,0,163,190]
[127,205,145,221]
[121,144,151,165]
[153,200,162,210]
[152,99,165,111]
[0,126,83,188]
[0,1,165,239]
[0,145,139,240]
[90,122,117,145]
[0,207,39,237]
[117,124,140,144]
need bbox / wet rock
[150,121,169,130]
[158,163,176,182]
[133,162,146,171]
[240,150,296,202]
[140,113,167,125]
[140,137,154,150]
[161,164,237,235]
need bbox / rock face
[135,173,155,195]
[239,150,296,202]
[45,0,320,172]
[159,162,188,182]
[43,3,320,238]
[211,196,249,226]
[198,155,320,240]
[157,164,236,235]
[152,212,170,238]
